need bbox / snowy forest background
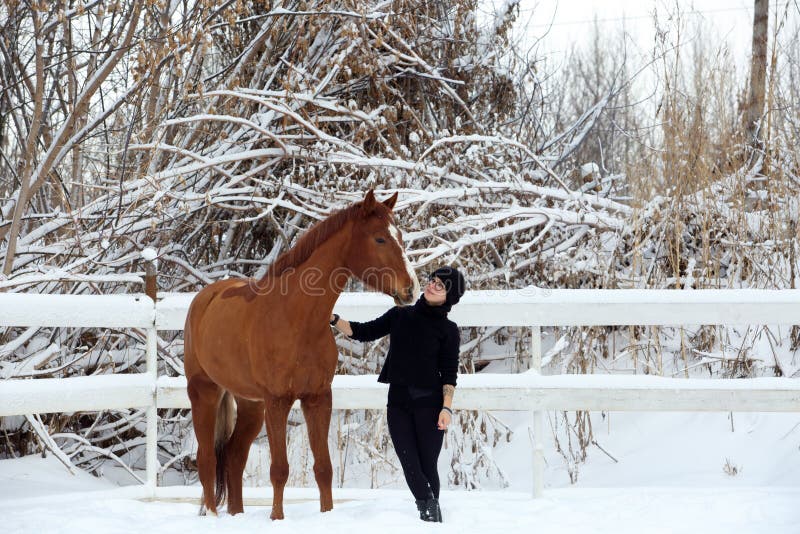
[1,0,799,490]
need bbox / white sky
[489,1,798,74]
[516,0,759,55]
[471,0,800,112]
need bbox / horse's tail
[214,390,237,508]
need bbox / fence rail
[4,373,799,416]
[2,288,800,498]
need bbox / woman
[329,266,466,523]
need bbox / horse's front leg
[300,389,334,512]
[263,394,294,520]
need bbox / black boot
[415,497,442,522]
[432,498,442,522]
[415,499,431,521]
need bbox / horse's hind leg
[301,390,334,513]
[263,394,294,520]
[224,398,264,515]
[187,374,222,515]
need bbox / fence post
[531,325,544,498]
[144,255,159,497]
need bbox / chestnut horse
[183,190,419,519]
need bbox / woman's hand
[437,409,452,430]
[329,314,353,336]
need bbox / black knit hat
[431,266,466,306]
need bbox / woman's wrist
[440,406,453,415]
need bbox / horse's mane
[264,199,391,277]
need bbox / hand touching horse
[183,190,419,519]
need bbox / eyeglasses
[427,278,445,292]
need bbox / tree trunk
[2,9,45,276]
[744,0,768,146]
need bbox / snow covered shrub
[2,0,799,490]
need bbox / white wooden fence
[2,288,800,499]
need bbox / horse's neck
[284,224,352,316]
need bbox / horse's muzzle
[393,285,416,306]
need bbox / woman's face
[424,276,447,305]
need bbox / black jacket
[348,296,460,388]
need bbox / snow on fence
[2,288,800,499]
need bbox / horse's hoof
[270,510,284,520]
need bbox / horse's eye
[376,237,386,244]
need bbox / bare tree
[0,1,144,275]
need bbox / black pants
[387,386,445,500]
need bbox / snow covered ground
[2,410,799,533]
[1,476,796,534]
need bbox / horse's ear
[361,189,376,215]
[382,192,398,211]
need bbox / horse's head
[347,190,420,306]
